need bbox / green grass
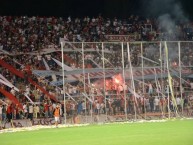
[0,119,193,145]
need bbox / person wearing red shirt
[15,104,20,119]
[44,102,50,118]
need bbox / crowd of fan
[0,15,193,123]
[1,15,193,53]
[1,15,193,69]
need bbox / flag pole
[178,41,183,115]
[141,42,146,118]
[127,42,137,120]
[61,42,67,124]
[159,42,164,96]
[121,42,128,121]
[102,42,108,121]
[87,72,93,122]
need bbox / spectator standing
[15,104,20,119]
[6,104,12,122]
[149,95,154,112]
[176,96,181,112]
[44,102,50,118]
[154,97,160,112]
[2,105,7,121]
[28,104,33,120]
[23,103,28,118]
[33,104,39,118]
[53,104,60,128]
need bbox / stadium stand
[0,15,193,127]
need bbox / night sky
[0,0,193,19]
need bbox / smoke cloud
[143,0,188,40]
[144,0,187,19]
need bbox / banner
[32,118,62,126]
[1,118,63,129]
[105,35,140,42]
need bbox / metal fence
[58,41,193,124]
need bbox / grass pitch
[0,119,193,145]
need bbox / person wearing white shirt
[28,104,34,120]
[148,82,153,94]
[23,103,28,118]
[176,96,181,111]
[33,105,40,118]
[154,97,160,112]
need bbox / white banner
[0,78,19,92]
[43,58,57,81]
[52,57,74,71]
[0,75,34,104]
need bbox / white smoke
[158,14,174,34]
[144,0,188,40]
